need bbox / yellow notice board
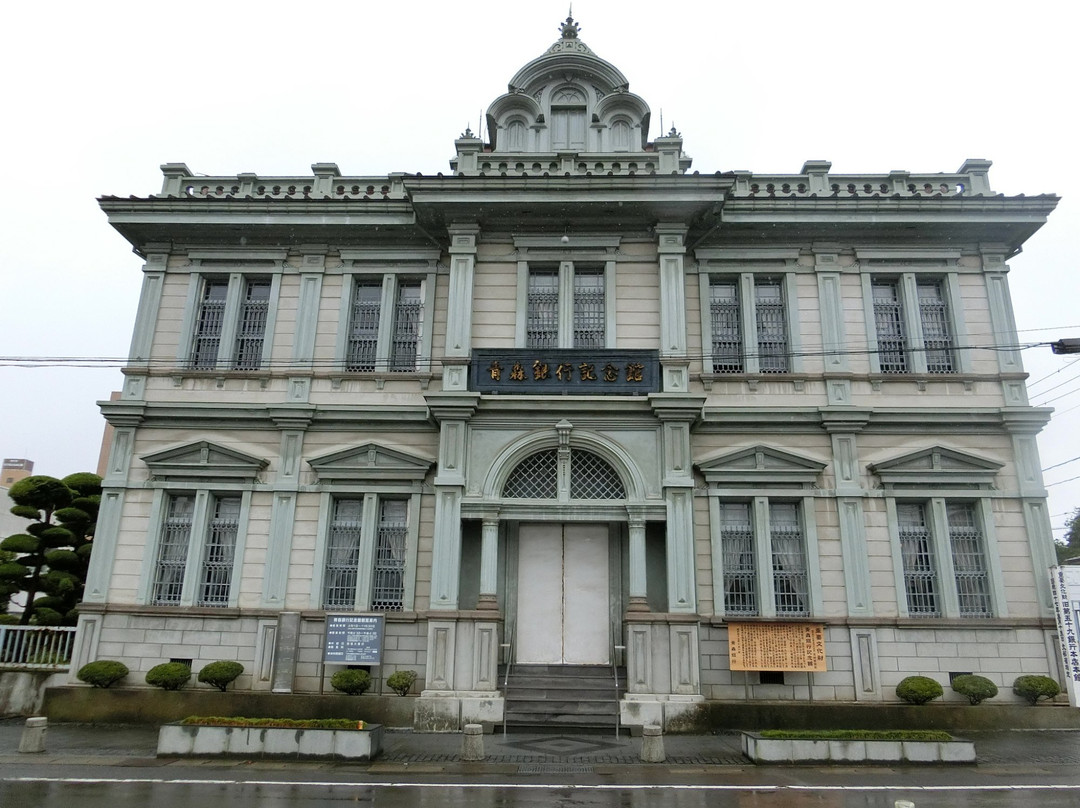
[727,622,826,672]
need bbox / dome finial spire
[560,7,580,39]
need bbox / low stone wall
[158,722,383,760]
[669,701,1080,734]
[741,732,976,764]
[43,686,416,728]
[1,672,68,717]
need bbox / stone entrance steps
[501,664,626,733]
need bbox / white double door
[515,523,610,665]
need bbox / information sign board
[323,613,385,665]
[728,622,826,672]
[1050,566,1080,707]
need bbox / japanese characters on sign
[470,349,660,395]
[1050,566,1080,706]
[727,622,827,672]
[323,613,385,665]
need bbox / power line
[1044,457,1080,473]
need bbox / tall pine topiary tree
[0,473,101,625]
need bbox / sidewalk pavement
[3,717,1080,771]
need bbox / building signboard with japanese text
[727,622,827,672]
[470,349,660,395]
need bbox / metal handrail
[612,640,626,739]
[501,631,513,739]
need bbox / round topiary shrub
[386,669,417,696]
[330,668,372,695]
[896,675,944,705]
[145,662,192,691]
[198,660,245,692]
[77,660,129,689]
[951,674,998,705]
[1013,674,1061,705]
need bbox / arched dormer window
[610,119,631,151]
[550,87,587,151]
[505,119,528,151]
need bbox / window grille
[872,280,908,373]
[572,269,605,348]
[503,449,559,498]
[770,502,808,615]
[898,503,940,617]
[189,280,228,369]
[947,502,992,617]
[918,281,955,373]
[719,503,757,615]
[233,279,270,370]
[152,495,194,605]
[323,498,363,609]
[197,496,240,606]
[390,281,423,371]
[346,282,382,372]
[709,279,744,373]
[371,500,408,611]
[754,279,788,373]
[527,270,559,349]
[570,450,625,499]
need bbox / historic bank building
[78,16,1061,730]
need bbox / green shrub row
[77,659,245,691]
[895,674,1061,705]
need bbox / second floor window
[525,264,609,349]
[187,275,273,371]
[707,275,792,374]
[870,275,957,374]
[343,276,428,372]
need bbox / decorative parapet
[450,152,666,176]
[157,162,408,201]
[730,158,996,198]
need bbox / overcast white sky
[2,0,1078,538]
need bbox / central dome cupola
[483,15,652,154]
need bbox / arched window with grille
[502,447,625,500]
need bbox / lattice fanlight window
[571,450,625,499]
[502,448,625,500]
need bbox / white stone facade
[79,16,1061,728]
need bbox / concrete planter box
[741,732,975,764]
[158,722,383,760]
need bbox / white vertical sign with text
[1050,566,1080,707]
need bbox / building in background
[2,459,33,487]
[78,16,1061,730]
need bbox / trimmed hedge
[1013,675,1061,705]
[330,668,372,695]
[77,660,130,689]
[951,674,998,705]
[146,662,192,691]
[198,661,244,692]
[896,675,944,705]
[387,669,417,696]
[179,716,367,730]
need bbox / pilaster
[656,223,690,392]
[444,224,480,392]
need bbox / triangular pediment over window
[142,441,268,481]
[696,445,826,486]
[868,446,1002,488]
[308,442,435,485]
